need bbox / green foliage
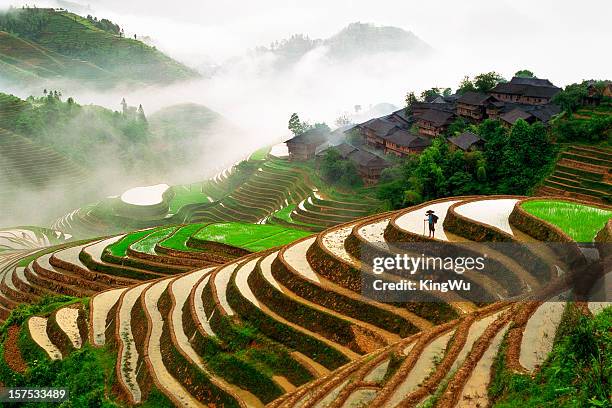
[0,7,196,85]
[495,120,556,194]
[445,117,469,137]
[553,83,590,114]
[376,119,556,209]
[288,113,311,136]
[191,222,311,252]
[0,295,119,407]
[421,87,442,101]
[318,148,363,188]
[85,14,121,35]
[10,93,157,173]
[491,306,612,408]
[521,200,611,242]
[514,69,535,78]
[405,91,419,110]
[553,114,612,143]
[458,72,505,94]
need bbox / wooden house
[448,131,485,152]
[456,92,495,121]
[384,130,432,156]
[489,77,560,105]
[285,128,329,161]
[416,109,455,137]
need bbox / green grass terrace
[521,199,612,242]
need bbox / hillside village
[285,76,612,205]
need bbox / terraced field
[1,195,609,406]
[53,156,380,238]
[540,145,612,203]
[0,128,89,215]
[0,226,71,251]
[0,9,197,85]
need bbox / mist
[1,0,611,230]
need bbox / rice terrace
[0,1,610,407]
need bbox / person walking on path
[424,210,438,238]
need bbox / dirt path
[56,307,81,349]
[454,199,519,235]
[321,225,359,265]
[213,262,240,315]
[192,274,216,336]
[144,278,204,408]
[117,283,151,403]
[520,296,568,372]
[456,322,510,407]
[233,255,359,361]
[28,316,62,360]
[386,330,455,407]
[357,217,391,250]
[260,252,400,344]
[394,200,463,241]
[91,288,127,346]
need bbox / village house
[498,104,561,128]
[360,118,401,149]
[416,109,455,137]
[317,143,389,184]
[583,81,612,106]
[347,149,390,185]
[489,76,561,105]
[456,92,495,121]
[384,130,432,156]
[285,128,329,161]
[447,131,485,152]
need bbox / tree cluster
[318,148,363,188]
[457,72,506,94]
[376,119,556,209]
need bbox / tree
[443,88,452,97]
[335,114,351,128]
[457,76,477,94]
[288,113,310,136]
[515,69,535,78]
[552,83,589,114]
[473,72,505,93]
[498,120,554,194]
[420,87,441,101]
[405,92,419,109]
[137,104,147,124]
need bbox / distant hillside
[326,22,430,59]
[0,7,198,86]
[257,22,430,66]
[149,103,225,140]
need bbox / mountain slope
[0,7,197,86]
[257,22,430,66]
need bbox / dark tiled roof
[413,101,455,111]
[347,149,389,168]
[490,81,561,99]
[389,108,412,124]
[448,131,484,151]
[528,104,561,123]
[457,91,492,106]
[363,118,400,136]
[385,130,432,148]
[500,108,533,125]
[418,109,455,126]
[334,143,359,158]
[509,77,555,87]
[286,128,329,145]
